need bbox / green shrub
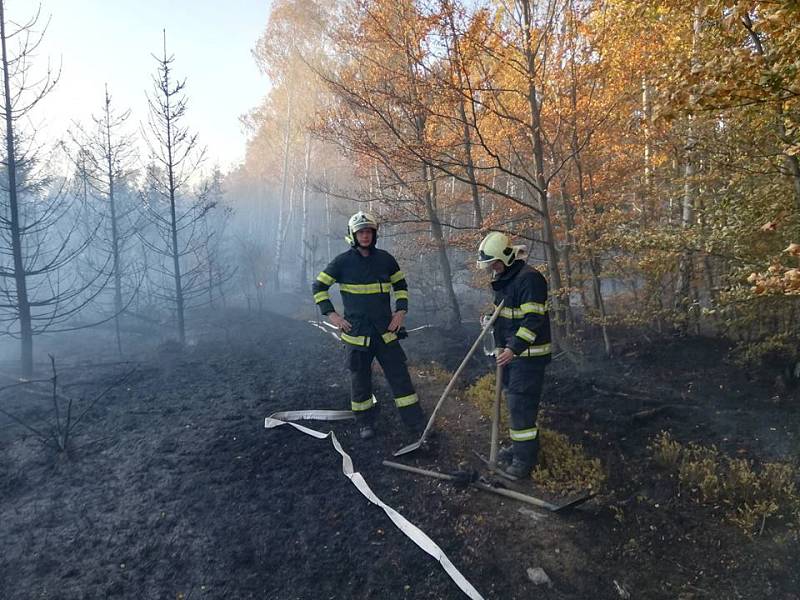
[463,373,509,431]
[533,429,607,493]
[649,431,800,536]
[465,374,606,493]
[649,430,682,469]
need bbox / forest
[0,0,797,375]
[1,1,798,599]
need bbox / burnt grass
[0,302,798,599]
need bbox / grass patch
[464,373,606,494]
[650,431,800,536]
[533,429,606,493]
[464,373,509,430]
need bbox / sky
[24,0,272,173]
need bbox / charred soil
[0,305,798,599]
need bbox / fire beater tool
[392,300,505,457]
[382,460,593,513]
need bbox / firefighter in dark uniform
[312,211,426,440]
[477,232,552,479]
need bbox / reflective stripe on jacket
[491,260,552,363]
[312,247,408,346]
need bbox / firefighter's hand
[496,347,515,367]
[328,312,352,332]
[387,310,406,332]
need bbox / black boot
[497,445,514,465]
[502,457,533,479]
[500,437,539,479]
[400,404,427,437]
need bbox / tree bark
[163,73,186,345]
[423,165,462,327]
[0,3,33,376]
[443,2,482,228]
[675,5,702,326]
[274,97,292,291]
[642,77,653,225]
[103,86,124,356]
[299,133,311,289]
[520,0,566,344]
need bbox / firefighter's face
[490,260,505,274]
[356,228,374,247]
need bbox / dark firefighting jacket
[312,247,408,348]
[491,259,552,363]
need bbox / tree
[251,0,329,292]
[69,85,141,355]
[141,31,207,345]
[0,2,108,376]
[316,0,465,326]
[199,166,235,307]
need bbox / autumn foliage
[247,0,800,371]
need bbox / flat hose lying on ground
[265,411,485,600]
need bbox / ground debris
[518,507,548,523]
[1,309,798,600]
[613,579,631,599]
[526,566,553,587]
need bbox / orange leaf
[761,221,778,232]
[784,242,800,256]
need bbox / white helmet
[477,231,517,269]
[346,211,379,247]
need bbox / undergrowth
[465,373,606,493]
[411,361,454,386]
[650,431,800,536]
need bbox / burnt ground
[0,297,798,600]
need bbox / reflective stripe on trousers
[347,337,423,428]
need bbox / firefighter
[312,211,426,440]
[477,231,552,479]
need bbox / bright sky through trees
[35,0,271,171]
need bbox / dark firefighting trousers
[502,359,546,467]
[348,336,425,430]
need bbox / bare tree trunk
[565,7,612,356]
[324,175,332,262]
[443,3,482,228]
[642,77,653,225]
[168,176,185,344]
[461,104,482,228]
[423,165,461,327]
[102,87,124,356]
[577,170,612,356]
[162,88,186,345]
[143,33,206,346]
[204,210,214,309]
[298,133,311,289]
[556,176,575,338]
[274,98,292,291]
[520,0,566,344]
[400,23,462,327]
[675,6,701,326]
[0,4,33,376]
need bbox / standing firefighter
[478,232,552,479]
[312,211,426,440]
